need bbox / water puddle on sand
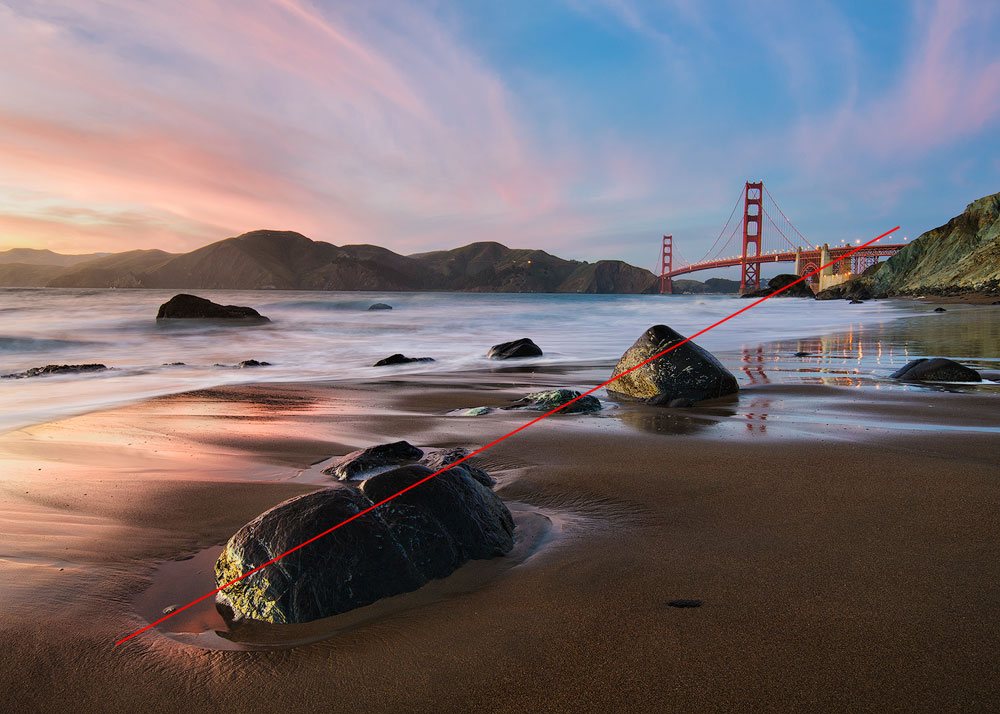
[131,502,568,651]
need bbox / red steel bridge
[657,181,906,294]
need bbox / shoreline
[1,310,999,710]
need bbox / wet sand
[2,308,999,712]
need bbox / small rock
[373,354,435,367]
[505,389,601,414]
[368,303,393,311]
[487,338,543,360]
[461,407,492,416]
[324,440,425,481]
[793,351,812,357]
[849,299,864,304]
[162,605,178,615]
[237,359,271,368]
[163,362,186,366]
[933,307,947,312]
[667,599,703,608]
[890,357,981,383]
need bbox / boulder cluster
[215,445,510,625]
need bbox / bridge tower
[660,234,673,294]
[740,181,763,294]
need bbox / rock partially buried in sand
[890,358,981,383]
[323,440,424,480]
[487,338,542,360]
[461,406,492,416]
[368,303,393,310]
[156,294,270,322]
[1,363,108,379]
[373,354,435,367]
[607,325,739,405]
[933,307,947,313]
[215,485,424,625]
[505,389,601,414]
[215,464,514,624]
[360,465,514,575]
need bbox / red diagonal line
[115,225,898,647]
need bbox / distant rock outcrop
[607,325,739,405]
[742,274,815,298]
[487,338,543,360]
[156,294,270,321]
[818,191,1000,299]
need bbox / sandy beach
[1,307,999,712]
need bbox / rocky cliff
[818,191,1000,299]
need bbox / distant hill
[0,248,108,267]
[818,191,1000,299]
[0,230,659,294]
[670,277,741,294]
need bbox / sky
[1,0,999,272]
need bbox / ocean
[0,288,932,434]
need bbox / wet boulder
[237,359,271,368]
[323,440,424,480]
[607,325,739,405]
[487,338,542,360]
[373,354,435,367]
[156,294,270,321]
[360,464,514,565]
[1,363,107,379]
[890,358,981,383]
[368,303,393,311]
[420,447,495,488]
[214,485,424,625]
[505,389,601,414]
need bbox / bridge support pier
[793,247,802,275]
[660,234,673,294]
[740,181,763,294]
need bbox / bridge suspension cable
[694,187,744,265]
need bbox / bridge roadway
[662,244,906,280]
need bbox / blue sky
[0,0,998,274]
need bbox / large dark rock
[890,358,982,383]
[1,363,107,379]
[487,338,542,360]
[360,465,514,563]
[504,389,601,414]
[323,440,424,480]
[156,294,270,321]
[373,354,435,367]
[607,325,739,405]
[742,274,815,298]
[214,485,424,625]
[215,463,515,625]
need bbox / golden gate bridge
[657,181,906,295]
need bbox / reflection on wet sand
[614,400,738,435]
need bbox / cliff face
[820,191,1000,298]
[1,230,658,294]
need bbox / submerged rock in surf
[373,354,435,367]
[323,440,424,481]
[1,363,108,379]
[368,303,393,310]
[156,294,270,322]
[607,325,739,406]
[487,338,542,360]
[890,358,981,383]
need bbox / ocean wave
[0,335,96,352]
